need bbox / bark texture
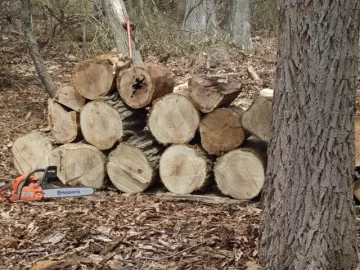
[230,0,253,51]
[260,1,360,269]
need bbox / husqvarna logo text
[57,190,81,195]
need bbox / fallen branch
[247,65,261,82]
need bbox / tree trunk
[229,0,253,51]
[214,138,266,199]
[72,52,131,100]
[242,88,273,142]
[107,130,164,193]
[188,76,242,113]
[148,93,200,145]
[117,64,175,109]
[103,0,143,65]
[48,99,80,144]
[355,116,360,167]
[54,84,85,112]
[20,0,56,97]
[159,144,212,194]
[199,106,247,155]
[182,0,217,37]
[49,143,106,189]
[260,1,360,269]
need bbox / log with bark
[48,99,80,144]
[107,130,164,193]
[355,116,360,167]
[148,93,200,145]
[12,131,55,176]
[213,139,267,200]
[54,84,85,112]
[188,76,242,113]
[49,143,106,189]
[73,52,131,100]
[159,144,212,194]
[199,106,247,155]
[242,88,273,142]
[117,64,175,109]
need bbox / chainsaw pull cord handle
[126,19,132,60]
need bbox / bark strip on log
[54,84,86,112]
[48,99,80,144]
[12,131,55,175]
[159,144,212,194]
[49,143,106,189]
[117,64,175,109]
[214,139,267,200]
[73,52,131,100]
[107,130,164,193]
[188,76,242,113]
[148,93,200,145]
[242,88,273,142]
[199,106,247,155]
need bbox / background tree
[229,0,252,51]
[260,1,360,269]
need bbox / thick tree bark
[103,0,143,65]
[21,0,56,97]
[182,0,217,37]
[260,1,360,269]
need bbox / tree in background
[229,0,252,51]
[260,1,360,269]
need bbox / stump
[148,94,200,145]
[117,64,175,109]
[159,144,211,194]
[188,76,242,113]
[199,106,247,155]
[107,130,164,193]
[49,143,106,188]
[12,131,55,175]
[54,84,85,112]
[355,116,360,166]
[214,139,267,200]
[242,88,273,142]
[48,99,80,144]
[73,52,131,100]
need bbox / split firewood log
[148,93,200,145]
[187,76,242,113]
[107,130,164,193]
[54,84,85,112]
[214,139,267,200]
[117,63,175,108]
[199,106,247,155]
[159,144,212,194]
[49,143,106,189]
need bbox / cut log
[54,84,86,112]
[12,131,55,176]
[73,52,131,100]
[148,93,200,145]
[48,99,80,144]
[214,139,267,200]
[199,106,247,155]
[242,88,273,142]
[159,144,212,194]
[107,130,164,193]
[355,116,360,166]
[188,76,242,113]
[49,143,106,189]
[117,64,175,108]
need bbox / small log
[355,116,360,166]
[48,99,80,144]
[188,76,242,113]
[54,84,85,112]
[49,143,106,188]
[242,88,273,142]
[159,144,212,194]
[214,139,267,200]
[247,65,261,82]
[73,52,131,100]
[12,131,55,176]
[199,106,247,155]
[107,130,164,193]
[117,64,175,109]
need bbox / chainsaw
[0,166,94,202]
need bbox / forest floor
[1,33,360,270]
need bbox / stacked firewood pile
[11,52,274,200]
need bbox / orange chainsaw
[0,166,94,202]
